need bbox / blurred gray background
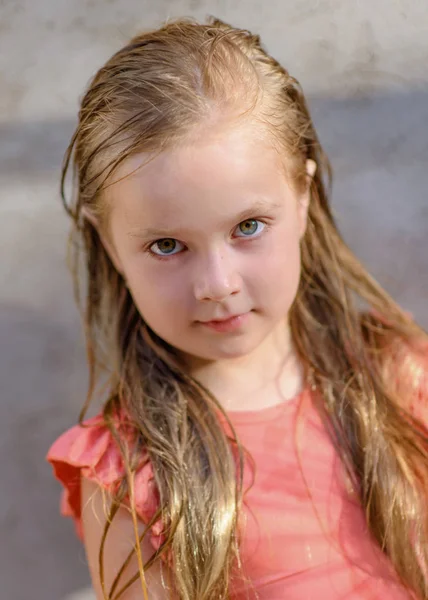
[1,1,427,599]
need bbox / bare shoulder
[81,477,174,600]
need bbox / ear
[305,158,317,180]
[81,206,125,275]
[297,159,317,238]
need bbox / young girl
[47,16,428,600]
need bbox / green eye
[150,238,183,256]
[236,219,264,237]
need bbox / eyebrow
[127,198,282,239]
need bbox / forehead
[104,125,294,230]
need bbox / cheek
[251,227,302,303]
[127,264,190,320]
[261,246,301,289]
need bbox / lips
[197,312,251,333]
[200,314,242,323]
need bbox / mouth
[197,312,251,333]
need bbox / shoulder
[46,410,162,543]
[380,333,428,424]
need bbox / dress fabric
[47,339,428,599]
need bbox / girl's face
[103,124,310,364]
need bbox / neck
[186,320,304,412]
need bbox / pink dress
[47,340,427,599]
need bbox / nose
[193,249,241,302]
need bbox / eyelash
[146,218,268,260]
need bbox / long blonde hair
[61,16,428,599]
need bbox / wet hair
[61,15,428,599]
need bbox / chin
[200,338,260,361]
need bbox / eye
[234,219,265,238]
[150,238,184,256]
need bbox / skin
[95,123,315,410]
[82,478,174,600]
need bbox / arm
[81,477,174,600]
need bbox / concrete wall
[2,0,428,123]
[1,2,427,599]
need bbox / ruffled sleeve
[383,335,428,426]
[46,412,165,551]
